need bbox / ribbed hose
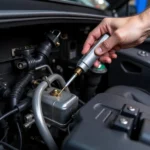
[10,71,33,109]
[32,74,69,150]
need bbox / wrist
[139,8,150,36]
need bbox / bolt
[56,42,60,47]
[17,63,23,69]
[32,80,39,85]
[56,65,63,73]
[24,119,35,128]
[25,114,34,122]
[120,118,128,125]
[17,61,27,69]
[128,106,135,112]
[52,59,55,63]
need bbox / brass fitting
[75,68,82,75]
[50,89,61,97]
[56,42,60,47]
[32,80,39,85]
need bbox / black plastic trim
[0,10,107,28]
[0,10,107,19]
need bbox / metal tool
[58,34,110,96]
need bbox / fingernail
[107,59,112,64]
[95,63,100,67]
[95,47,102,55]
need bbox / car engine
[0,22,108,150]
[1,13,150,150]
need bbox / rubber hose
[17,98,31,112]
[24,39,52,70]
[32,74,69,150]
[10,71,33,109]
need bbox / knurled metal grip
[77,34,110,72]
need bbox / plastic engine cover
[62,93,150,150]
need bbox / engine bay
[0,19,150,150]
[0,23,109,150]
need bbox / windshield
[60,0,109,10]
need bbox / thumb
[95,33,119,55]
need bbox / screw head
[120,118,128,125]
[128,106,135,112]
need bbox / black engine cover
[62,93,150,150]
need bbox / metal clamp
[35,64,53,75]
[43,76,51,88]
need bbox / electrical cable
[79,99,85,105]
[0,118,22,150]
[0,128,9,141]
[16,122,22,150]
[0,98,31,121]
[0,141,18,150]
[0,108,18,121]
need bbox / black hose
[17,39,53,70]
[17,98,31,112]
[0,141,18,150]
[10,71,33,109]
[16,122,22,150]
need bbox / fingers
[99,51,117,64]
[110,53,117,59]
[82,25,102,54]
[109,51,117,59]
[94,60,100,67]
[93,51,117,66]
[95,32,119,55]
[113,45,121,51]
[99,53,112,64]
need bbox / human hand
[82,9,150,66]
